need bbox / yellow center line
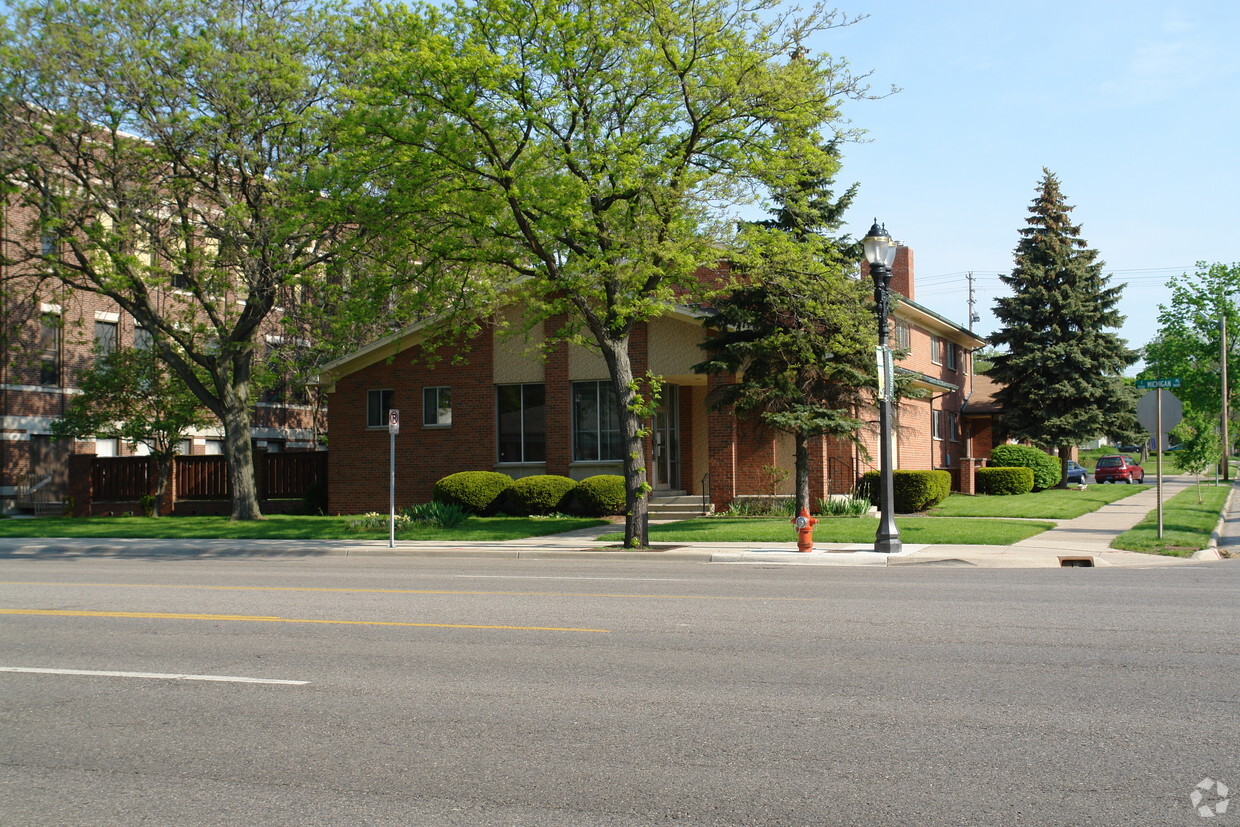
[0,609,609,634]
[0,581,810,601]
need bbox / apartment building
[317,245,991,514]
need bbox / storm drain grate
[1059,556,1095,567]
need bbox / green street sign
[1136,378,1181,389]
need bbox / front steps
[648,491,712,521]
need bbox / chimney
[889,245,913,301]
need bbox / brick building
[317,245,992,514]
[0,198,322,514]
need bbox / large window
[423,386,452,426]
[94,320,118,357]
[930,335,942,365]
[367,389,394,428]
[573,380,622,462]
[497,383,545,463]
[38,312,61,386]
[944,342,958,371]
[931,409,944,441]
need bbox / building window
[573,380,622,462]
[930,335,942,365]
[948,412,960,442]
[423,386,452,426]
[133,325,153,351]
[931,409,944,441]
[367,389,394,428]
[38,312,61,386]
[94,320,118,357]
[944,342,958,371]
[497,383,545,463]
[894,320,911,350]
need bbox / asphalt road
[2,554,1239,825]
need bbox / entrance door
[651,386,680,491]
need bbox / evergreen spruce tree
[695,140,874,514]
[989,170,1138,483]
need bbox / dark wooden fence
[71,451,327,516]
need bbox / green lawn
[0,514,606,541]
[1110,483,1233,556]
[929,484,1144,519]
[600,516,1054,545]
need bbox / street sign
[1135,378,1181,389]
[388,408,400,435]
[1136,390,1182,437]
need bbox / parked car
[1094,455,1145,484]
[1066,460,1088,484]
[1117,443,1142,453]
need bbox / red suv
[1094,455,1145,484]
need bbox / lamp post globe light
[863,220,902,554]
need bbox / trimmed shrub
[505,474,577,515]
[570,474,627,516]
[989,444,1061,491]
[975,466,1035,496]
[861,469,953,513]
[432,471,513,514]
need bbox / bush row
[975,466,1035,496]
[988,444,1061,491]
[431,471,627,517]
[859,469,952,513]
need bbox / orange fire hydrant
[792,507,818,553]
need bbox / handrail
[700,470,710,515]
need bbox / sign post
[1136,379,1180,539]
[388,409,400,548]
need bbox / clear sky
[813,0,1239,370]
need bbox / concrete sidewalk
[1,476,1235,568]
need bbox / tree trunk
[154,455,173,518]
[795,433,811,515]
[598,334,650,548]
[1057,445,1071,488]
[222,393,263,521]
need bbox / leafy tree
[50,345,210,516]
[988,170,1138,485]
[1143,262,1237,461]
[351,0,876,546]
[0,0,373,519]
[1170,409,1222,503]
[694,139,873,515]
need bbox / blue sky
[813,0,1239,369]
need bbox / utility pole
[1222,312,1230,481]
[966,272,980,330]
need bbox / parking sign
[388,408,399,435]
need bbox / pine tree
[695,140,874,513]
[989,169,1138,482]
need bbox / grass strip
[1110,483,1233,556]
[929,484,1144,519]
[0,514,606,542]
[602,517,1054,545]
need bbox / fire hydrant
[792,507,818,553]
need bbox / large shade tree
[1143,262,1237,464]
[988,170,1138,483]
[0,0,372,519]
[351,0,875,546]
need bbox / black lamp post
[863,220,902,554]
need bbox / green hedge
[975,466,1035,496]
[504,474,577,515]
[432,471,513,514]
[989,444,1061,491]
[571,475,627,516]
[861,469,952,513]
